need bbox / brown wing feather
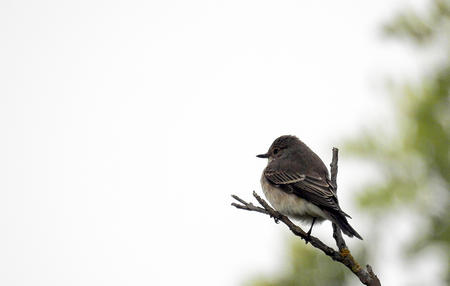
[264,168,345,215]
[264,168,306,185]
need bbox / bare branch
[230,194,268,215]
[330,147,348,251]
[231,147,381,286]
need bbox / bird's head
[256,135,300,160]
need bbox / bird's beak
[256,153,269,158]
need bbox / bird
[257,135,362,240]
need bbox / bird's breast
[260,173,328,222]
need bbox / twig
[231,195,268,215]
[231,148,381,286]
[330,147,347,251]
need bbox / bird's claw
[304,231,312,244]
[270,214,280,224]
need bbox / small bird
[257,135,362,239]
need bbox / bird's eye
[273,148,279,155]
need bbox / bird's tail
[327,211,363,240]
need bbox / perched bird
[257,135,362,239]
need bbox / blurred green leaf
[346,0,450,283]
[245,240,349,286]
[244,1,450,285]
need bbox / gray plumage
[257,135,362,240]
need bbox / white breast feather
[260,173,329,222]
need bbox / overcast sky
[1,0,439,285]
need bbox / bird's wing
[264,168,343,214]
[264,168,306,184]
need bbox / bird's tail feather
[327,211,363,240]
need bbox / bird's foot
[304,230,312,244]
[304,218,316,244]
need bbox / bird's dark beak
[256,153,269,158]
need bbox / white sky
[1,0,442,285]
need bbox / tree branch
[330,147,348,251]
[231,148,381,286]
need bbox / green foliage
[345,0,449,230]
[244,1,449,285]
[346,66,449,212]
[345,0,450,283]
[383,0,450,45]
[245,240,349,286]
